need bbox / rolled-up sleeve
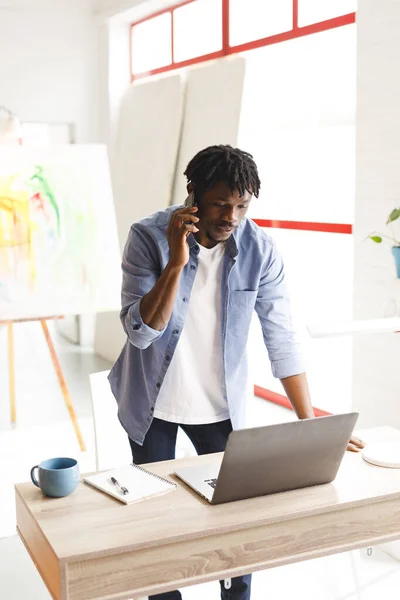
[255,241,305,379]
[120,225,166,350]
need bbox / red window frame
[130,0,355,237]
[130,0,355,81]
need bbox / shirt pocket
[228,290,258,313]
[227,290,258,343]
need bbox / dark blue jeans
[129,418,252,600]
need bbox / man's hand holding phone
[167,205,199,269]
[139,203,199,330]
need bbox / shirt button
[173,329,179,335]
[183,297,188,302]
[190,265,196,270]
[156,383,161,389]
[150,407,154,413]
[166,355,171,361]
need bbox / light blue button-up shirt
[109,206,304,445]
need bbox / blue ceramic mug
[30,457,80,498]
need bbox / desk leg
[8,323,16,424]
[40,320,86,452]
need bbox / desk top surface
[15,426,400,562]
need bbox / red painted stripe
[254,385,332,418]
[253,219,352,234]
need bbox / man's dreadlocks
[184,145,261,200]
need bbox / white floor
[1,323,400,599]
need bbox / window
[131,0,357,79]
[131,12,172,76]
[173,0,222,63]
[298,0,357,27]
[229,0,293,48]
[130,0,356,81]
[239,25,356,225]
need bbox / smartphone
[184,192,196,208]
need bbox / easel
[2,315,86,452]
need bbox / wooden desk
[15,427,400,600]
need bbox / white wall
[94,0,177,147]
[353,0,400,428]
[0,0,98,143]
[0,0,101,346]
[93,14,138,362]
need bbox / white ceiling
[0,0,92,10]
[93,0,175,20]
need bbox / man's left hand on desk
[347,435,365,452]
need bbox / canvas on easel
[0,145,121,450]
[0,145,121,320]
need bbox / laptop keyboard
[204,478,217,489]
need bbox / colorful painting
[0,146,121,320]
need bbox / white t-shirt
[154,242,229,424]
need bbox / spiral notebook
[83,464,177,504]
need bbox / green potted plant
[369,208,400,278]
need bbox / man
[109,145,364,600]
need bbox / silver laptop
[174,413,358,505]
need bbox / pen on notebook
[110,477,129,495]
